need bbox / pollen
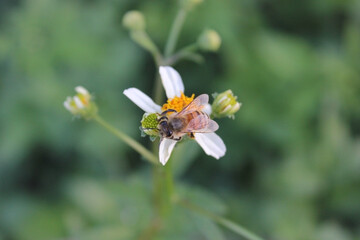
[162,92,195,113]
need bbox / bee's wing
[183,114,219,133]
[176,94,209,116]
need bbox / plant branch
[93,115,158,165]
[164,9,187,57]
[153,74,164,105]
[130,30,163,66]
[165,43,202,65]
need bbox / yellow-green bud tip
[180,0,203,11]
[141,113,159,136]
[122,10,146,31]
[198,29,221,52]
[212,90,241,119]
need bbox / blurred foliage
[0,0,360,239]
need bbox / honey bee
[158,94,219,141]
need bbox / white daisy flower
[123,66,226,165]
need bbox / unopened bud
[140,113,159,137]
[180,0,203,11]
[122,11,146,31]
[197,29,221,52]
[64,86,97,119]
[212,90,241,119]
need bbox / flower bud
[140,113,159,137]
[197,29,221,52]
[122,11,146,31]
[64,86,97,119]
[212,90,241,119]
[180,0,203,11]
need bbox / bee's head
[158,121,173,138]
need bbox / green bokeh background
[1,0,360,239]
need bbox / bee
[158,94,219,141]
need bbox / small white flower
[123,66,226,165]
[212,89,241,119]
[64,86,97,119]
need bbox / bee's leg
[189,132,195,139]
[174,136,182,141]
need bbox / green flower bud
[212,90,241,119]
[141,113,159,137]
[180,0,203,11]
[64,86,98,120]
[122,10,146,31]
[197,29,221,52]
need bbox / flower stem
[153,74,164,105]
[130,30,163,66]
[149,6,189,234]
[165,43,200,65]
[176,198,265,240]
[164,159,174,202]
[158,8,189,210]
[164,9,187,57]
[173,43,198,58]
[93,115,158,165]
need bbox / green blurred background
[1,0,360,239]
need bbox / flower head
[122,10,146,31]
[123,66,226,165]
[212,90,241,119]
[197,29,222,52]
[64,86,97,119]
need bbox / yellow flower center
[162,92,195,114]
[76,93,90,106]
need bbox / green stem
[148,6,190,236]
[165,43,200,65]
[137,216,161,240]
[130,30,163,66]
[164,9,187,57]
[176,198,265,240]
[93,115,158,165]
[174,43,198,57]
[153,74,164,105]
[165,159,174,202]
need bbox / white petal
[159,138,177,165]
[75,86,89,95]
[159,66,185,98]
[217,95,228,105]
[195,133,226,159]
[63,97,72,111]
[73,96,84,109]
[203,103,212,115]
[123,88,162,113]
[221,105,232,113]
